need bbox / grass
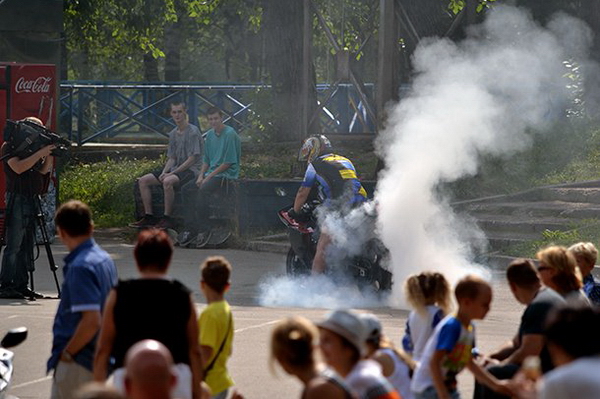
[59,157,163,227]
[502,220,600,258]
[58,124,600,232]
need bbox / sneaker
[195,231,212,249]
[19,288,44,299]
[128,215,158,228]
[0,288,26,300]
[178,230,197,247]
[155,217,176,230]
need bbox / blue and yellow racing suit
[301,153,367,206]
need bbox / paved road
[0,232,523,398]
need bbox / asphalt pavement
[0,230,524,398]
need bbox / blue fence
[59,82,377,145]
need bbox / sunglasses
[537,266,552,272]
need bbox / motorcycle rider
[289,135,367,274]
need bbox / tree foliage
[63,0,600,141]
[63,0,218,80]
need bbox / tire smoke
[376,6,593,306]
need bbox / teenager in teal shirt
[180,107,240,246]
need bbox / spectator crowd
[2,197,600,399]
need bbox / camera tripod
[1,193,61,300]
[31,194,61,298]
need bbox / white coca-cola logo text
[15,76,52,94]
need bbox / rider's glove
[287,208,300,221]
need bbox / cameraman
[0,117,54,299]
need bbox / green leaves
[447,0,497,15]
[448,0,465,15]
[59,157,163,227]
[64,0,220,79]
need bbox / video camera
[2,119,71,160]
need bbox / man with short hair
[473,258,565,399]
[179,107,240,247]
[124,340,178,399]
[48,200,118,399]
[130,102,203,230]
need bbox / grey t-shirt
[167,123,203,176]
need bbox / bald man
[124,340,177,399]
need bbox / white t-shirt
[345,359,399,399]
[377,348,414,399]
[410,315,475,395]
[540,356,600,399]
[402,305,445,363]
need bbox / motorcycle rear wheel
[286,248,311,276]
[353,256,393,293]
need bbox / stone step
[487,237,529,252]
[536,187,600,203]
[485,230,546,252]
[459,201,600,219]
[473,215,573,235]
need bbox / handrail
[59,82,377,145]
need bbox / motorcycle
[0,327,27,398]
[278,200,393,292]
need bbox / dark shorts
[151,169,195,186]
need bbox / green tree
[63,0,217,80]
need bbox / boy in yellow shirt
[198,256,234,398]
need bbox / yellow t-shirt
[198,300,234,395]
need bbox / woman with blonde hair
[270,316,353,399]
[536,245,589,306]
[567,242,600,305]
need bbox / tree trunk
[164,21,182,82]
[60,31,69,80]
[143,53,160,82]
[261,0,319,142]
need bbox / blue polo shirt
[47,238,117,372]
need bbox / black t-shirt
[519,286,565,372]
[112,278,192,368]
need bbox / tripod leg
[34,195,61,298]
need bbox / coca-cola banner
[0,63,57,210]
[8,64,56,131]
[15,76,53,94]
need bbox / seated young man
[179,107,240,247]
[130,102,203,230]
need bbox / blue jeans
[415,386,461,399]
[0,193,36,291]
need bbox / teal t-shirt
[203,125,241,179]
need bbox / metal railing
[59,82,376,145]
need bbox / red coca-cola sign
[14,76,52,94]
[6,64,56,130]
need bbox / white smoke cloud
[376,5,591,306]
[258,6,593,310]
[258,201,394,308]
[258,274,385,309]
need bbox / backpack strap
[204,311,232,378]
